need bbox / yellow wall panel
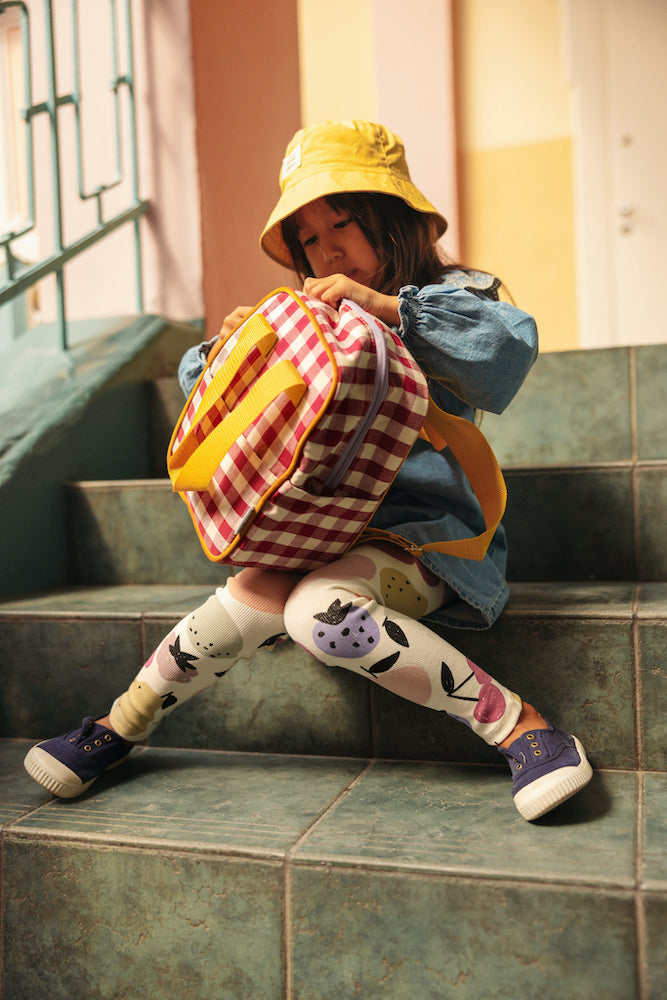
[455,0,572,150]
[461,137,578,353]
[297,0,377,125]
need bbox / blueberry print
[312,599,381,657]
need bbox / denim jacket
[177,271,538,630]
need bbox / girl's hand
[220,305,253,338]
[303,275,399,326]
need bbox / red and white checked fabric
[168,287,429,571]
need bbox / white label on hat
[282,143,302,180]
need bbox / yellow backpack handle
[169,314,278,472]
[168,360,306,492]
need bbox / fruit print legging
[109,543,522,745]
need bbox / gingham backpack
[167,287,506,572]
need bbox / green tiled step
[503,462,667,581]
[69,343,667,588]
[67,479,226,586]
[0,319,203,600]
[152,344,667,471]
[65,460,667,584]
[1,581,664,772]
[1,740,664,999]
[4,344,666,999]
[482,342,667,467]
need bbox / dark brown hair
[281,192,456,294]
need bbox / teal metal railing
[0,0,149,348]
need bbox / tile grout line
[635,770,649,1000]
[282,760,375,1000]
[632,584,644,772]
[630,381,649,1000]
[0,835,4,998]
[628,346,639,464]
[628,346,642,582]
[282,862,294,1000]
[630,411,650,1000]
[285,761,375,860]
[369,684,379,758]
[501,459,667,474]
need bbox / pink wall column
[188,1,301,336]
[374,0,460,262]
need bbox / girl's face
[293,198,382,289]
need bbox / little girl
[25,120,592,821]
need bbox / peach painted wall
[188,0,302,336]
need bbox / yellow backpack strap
[417,397,507,561]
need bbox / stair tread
[1,580,664,772]
[1,580,665,621]
[2,739,662,891]
[64,465,667,585]
[0,583,218,618]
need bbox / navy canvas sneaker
[498,720,593,821]
[24,718,133,798]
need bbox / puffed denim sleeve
[177,340,215,397]
[397,273,538,414]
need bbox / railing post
[43,0,67,348]
[122,0,144,313]
[0,0,150,348]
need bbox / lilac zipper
[322,299,389,491]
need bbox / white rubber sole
[24,745,130,799]
[512,736,593,821]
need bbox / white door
[565,0,667,347]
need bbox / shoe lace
[72,717,96,746]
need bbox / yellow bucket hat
[260,120,448,268]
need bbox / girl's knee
[284,575,334,647]
[283,577,315,647]
[227,567,301,615]
[284,572,373,650]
